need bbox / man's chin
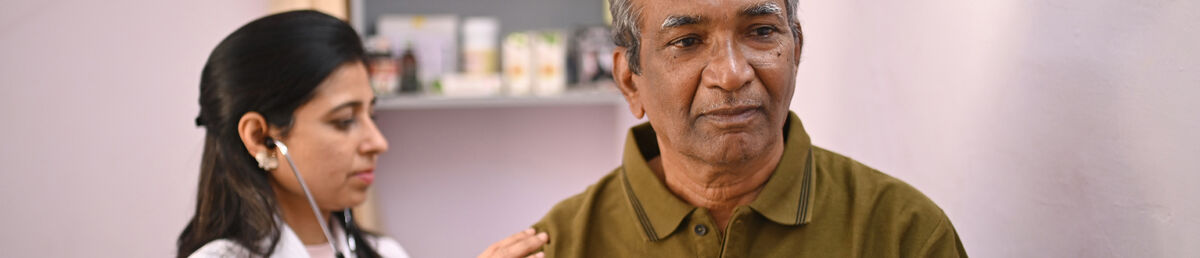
[698,135,770,165]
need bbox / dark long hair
[178,10,381,258]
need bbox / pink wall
[791,0,1200,257]
[371,106,636,258]
[0,0,265,257]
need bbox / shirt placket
[718,207,755,258]
[689,208,722,258]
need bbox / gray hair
[609,0,802,74]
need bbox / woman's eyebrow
[327,100,363,114]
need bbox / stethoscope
[269,139,356,258]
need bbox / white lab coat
[188,218,409,258]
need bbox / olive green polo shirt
[533,112,967,257]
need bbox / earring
[255,151,278,171]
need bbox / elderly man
[530,0,967,257]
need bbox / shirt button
[693,224,708,236]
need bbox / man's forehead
[640,0,785,23]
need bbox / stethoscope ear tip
[269,139,289,155]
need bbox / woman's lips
[352,169,375,184]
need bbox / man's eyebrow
[661,15,703,29]
[742,2,783,17]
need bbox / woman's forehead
[305,62,373,111]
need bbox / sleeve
[187,239,251,258]
[373,236,411,258]
[914,216,969,258]
[531,222,551,256]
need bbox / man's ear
[237,112,272,156]
[792,21,804,66]
[612,47,645,119]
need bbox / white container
[462,17,499,76]
[503,32,534,95]
[533,30,567,96]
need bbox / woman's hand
[478,228,549,258]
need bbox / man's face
[620,0,801,166]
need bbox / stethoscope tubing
[276,141,346,257]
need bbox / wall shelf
[375,85,624,110]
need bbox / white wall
[0,0,265,257]
[792,0,1200,257]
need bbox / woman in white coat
[177,11,546,258]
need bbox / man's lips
[702,105,761,116]
[699,105,764,125]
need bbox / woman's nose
[360,117,389,155]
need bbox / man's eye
[670,37,701,48]
[752,26,779,37]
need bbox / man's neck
[649,137,785,233]
[272,182,334,246]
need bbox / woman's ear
[237,112,271,156]
[613,47,645,119]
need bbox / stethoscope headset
[265,137,357,258]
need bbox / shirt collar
[620,111,816,241]
[748,112,817,226]
[275,215,355,257]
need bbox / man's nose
[701,38,754,92]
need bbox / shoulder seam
[915,209,951,256]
